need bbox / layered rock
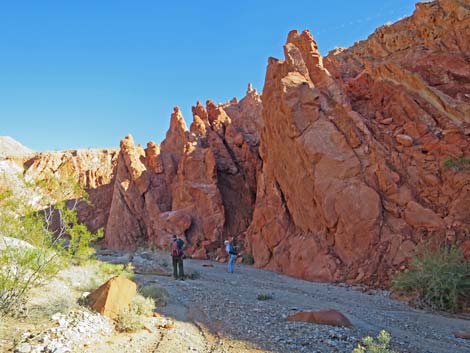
[2,149,118,232]
[246,0,470,285]
[105,88,262,257]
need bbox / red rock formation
[246,0,469,285]
[19,149,118,232]
[105,88,262,257]
[99,0,469,287]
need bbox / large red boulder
[87,275,137,319]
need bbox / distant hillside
[0,136,34,157]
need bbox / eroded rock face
[2,149,118,232]
[245,0,469,285]
[105,88,262,257]
[12,0,465,289]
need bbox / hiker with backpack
[224,239,238,273]
[171,235,185,280]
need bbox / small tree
[0,173,102,315]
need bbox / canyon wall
[104,88,262,258]
[246,0,469,285]
[4,0,467,286]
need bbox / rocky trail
[92,251,470,353]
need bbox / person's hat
[171,235,177,239]
[224,240,229,244]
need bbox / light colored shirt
[225,244,231,254]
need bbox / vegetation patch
[115,294,155,332]
[138,283,168,307]
[185,270,201,280]
[0,176,103,317]
[242,253,254,265]
[392,243,470,312]
[256,293,273,301]
[442,156,470,172]
[353,330,399,353]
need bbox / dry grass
[138,283,168,307]
[115,294,155,333]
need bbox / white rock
[14,342,32,353]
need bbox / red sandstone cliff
[246,0,469,285]
[104,87,262,258]
[76,0,470,286]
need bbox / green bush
[96,261,134,280]
[256,293,273,301]
[131,294,155,316]
[139,284,168,307]
[242,253,254,265]
[353,330,398,353]
[442,156,470,172]
[0,247,60,315]
[115,306,142,332]
[0,175,102,316]
[392,244,470,312]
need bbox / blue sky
[0,0,417,151]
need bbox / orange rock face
[87,275,137,319]
[104,88,262,258]
[246,0,469,285]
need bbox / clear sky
[0,0,418,151]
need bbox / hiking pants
[228,254,236,273]
[172,255,184,279]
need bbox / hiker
[224,240,238,273]
[171,235,185,280]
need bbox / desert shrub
[0,175,102,316]
[115,306,143,332]
[442,156,470,172]
[96,261,134,279]
[256,293,273,301]
[353,330,398,353]
[392,244,470,312]
[185,270,201,280]
[139,283,168,307]
[0,246,60,315]
[132,294,155,316]
[242,253,254,265]
[115,294,155,332]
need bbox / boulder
[454,331,470,340]
[87,275,137,319]
[287,310,353,327]
[396,134,414,147]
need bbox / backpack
[171,238,184,257]
[171,241,180,257]
[229,244,238,255]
